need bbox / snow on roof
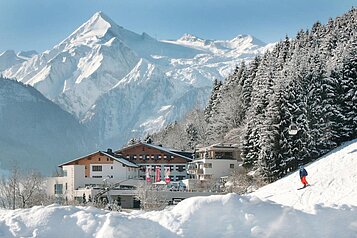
[101,151,138,168]
[58,150,138,168]
[58,150,101,167]
[118,142,193,161]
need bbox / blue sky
[0,0,355,52]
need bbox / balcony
[187,168,203,175]
[196,169,204,174]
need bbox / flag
[146,166,151,182]
[155,166,161,182]
[165,167,171,184]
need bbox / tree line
[153,8,357,182]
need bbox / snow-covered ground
[253,139,357,213]
[1,140,357,237]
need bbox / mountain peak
[178,33,203,42]
[0,50,17,57]
[90,11,115,25]
[230,34,266,46]
[60,11,118,47]
[85,11,114,32]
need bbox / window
[139,155,143,160]
[230,164,235,169]
[151,155,155,159]
[63,170,68,177]
[54,184,63,194]
[92,165,102,171]
[107,158,109,161]
[111,166,113,169]
[204,163,212,168]
[65,183,68,190]
[133,155,137,160]
[216,152,234,160]
[176,165,186,172]
[98,158,101,161]
[164,165,174,171]
[158,155,162,159]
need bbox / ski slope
[253,139,357,213]
[0,140,357,237]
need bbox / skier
[299,165,309,188]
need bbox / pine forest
[153,8,357,182]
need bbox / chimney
[107,148,113,154]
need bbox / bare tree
[135,182,168,211]
[17,171,45,208]
[0,166,46,209]
[224,167,268,194]
[0,166,20,209]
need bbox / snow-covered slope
[0,50,25,71]
[253,139,357,213]
[0,78,93,174]
[3,12,271,147]
[0,50,37,71]
[1,140,357,237]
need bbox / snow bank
[1,140,357,237]
[253,139,357,213]
[0,194,356,238]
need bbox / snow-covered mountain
[1,140,356,237]
[0,77,93,174]
[0,50,37,71]
[3,12,271,147]
[0,50,22,71]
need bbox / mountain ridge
[2,11,271,148]
[0,77,93,174]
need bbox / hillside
[0,77,93,174]
[1,140,357,237]
[253,139,357,213]
[154,8,357,182]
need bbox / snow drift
[1,140,357,237]
[0,194,356,238]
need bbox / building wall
[117,144,191,181]
[137,164,188,181]
[196,145,241,161]
[47,162,139,201]
[189,159,240,180]
[89,162,135,180]
[63,152,114,177]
